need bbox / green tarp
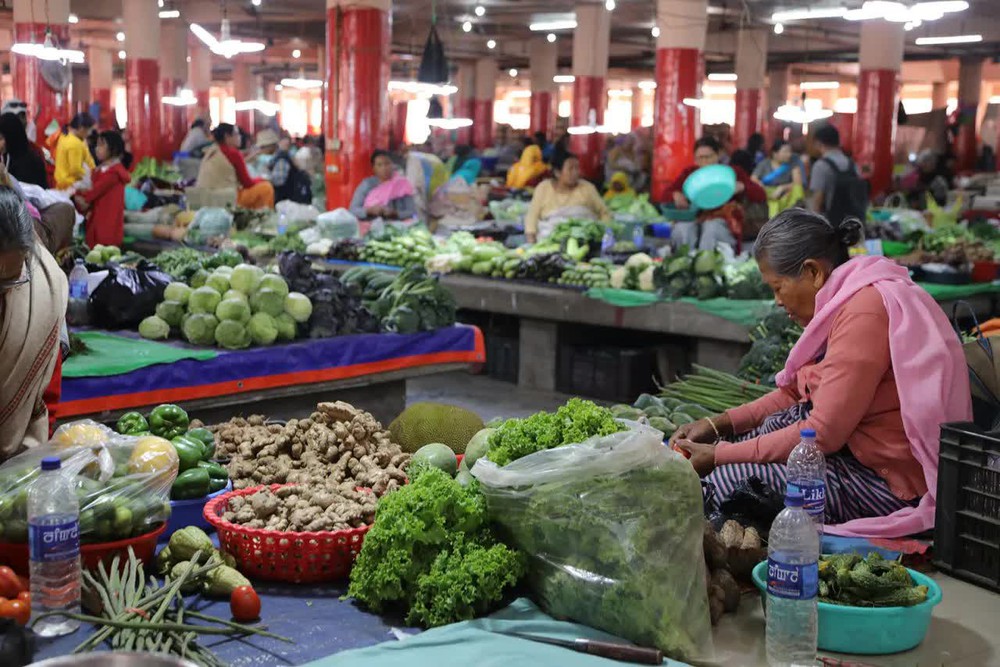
[304,598,689,667]
[64,331,217,378]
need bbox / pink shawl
[363,175,414,209]
[776,255,971,538]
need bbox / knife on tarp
[497,630,663,664]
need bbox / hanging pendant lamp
[417,0,449,84]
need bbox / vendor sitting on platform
[0,186,65,461]
[196,123,275,210]
[752,139,806,215]
[524,152,611,243]
[671,208,971,537]
[665,136,766,251]
[506,144,548,190]
[350,150,417,221]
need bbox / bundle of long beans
[31,549,291,667]
[658,365,772,414]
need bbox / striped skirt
[704,402,918,524]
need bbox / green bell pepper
[186,427,216,460]
[171,468,211,500]
[171,436,204,472]
[148,404,190,440]
[116,411,149,435]
[197,460,229,493]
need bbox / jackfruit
[388,402,485,454]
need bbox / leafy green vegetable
[819,552,928,607]
[486,398,624,467]
[139,316,170,340]
[347,466,523,627]
[737,307,803,385]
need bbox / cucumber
[658,397,684,411]
[671,412,696,426]
[674,403,714,420]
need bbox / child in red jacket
[75,130,129,248]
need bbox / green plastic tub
[751,560,942,655]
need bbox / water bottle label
[69,282,88,299]
[29,519,80,563]
[788,481,826,519]
[767,558,818,600]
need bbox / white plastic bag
[472,423,713,663]
[275,200,321,224]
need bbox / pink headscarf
[776,255,971,538]
[363,174,414,210]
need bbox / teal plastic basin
[682,164,737,210]
[751,560,942,655]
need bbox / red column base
[454,98,473,146]
[733,88,763,149]
[855,68,898,199]
[530,91,553,136]
[955,104,978,173]
[472,99,494,150]
[13,23,72,140]
[651,48,703,203]
[126,58,162,162]
[570,76,606,183]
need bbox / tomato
[0,567,24,599]
[230,586,261,622]
[16,591,30,603]
[0,599,30,625]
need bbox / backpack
[821,156,868,225]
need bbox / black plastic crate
[934,422,1000,592]
[485,334,519,383]
[556,344,657,403]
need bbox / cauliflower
[624,252,654,271]
[609,266,628,289]
[638,265,656,292]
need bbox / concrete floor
[408,371,1000,667]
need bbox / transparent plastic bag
[0,420,178,544]
[472,423,713,663]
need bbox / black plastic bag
[0,618,35,667]
[88,260,172,329]
[706,475,785,537]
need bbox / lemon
[128,436,180,483]
[51,422,111,450]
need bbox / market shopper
[665,136,766,251]
[671,209,971,537]
[54,113,96,190]
[74,131,130,248]
[196,123,275,210]
[256,131,312,204]
[0,112,48,188]
[524,152,611,243]
[0,186,67,461]
[349,150,417,221]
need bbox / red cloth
[82,161,130,247]
[664,164,767,205]
[43,354,61,437]
[219,144,262,189]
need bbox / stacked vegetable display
[115,405,228,501]
[139,263,312,349]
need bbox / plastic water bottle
[632,223,644,249]
[786,428,826,538]
[600,226,615,256]
[766,490,819,667]
[67,259,90,326]
[28,457,81,637]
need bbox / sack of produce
[0,420,177,544]
[88,260,173,328]
[472,421,713,663]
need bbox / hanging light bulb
[605,0,616,10]
[487,39,496,49]
[252,0,262,6]
[547,33,556,43]
[118,50,126,59]
[116,32,125,42]
[651,26,661,38]
[463,21,472,32]
[509,68,518,77]
[292,49,301,58]
[68,13,78,23]
[774,22,784,34]
[475,5,485,16]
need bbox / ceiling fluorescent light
[163,88,197,106]
[280,77,324,89]
[800,81,840,90]
[637,80,657,90]
[771,7,847,22]
[833,98,858,113]
[427,118,474,129]
[159,9,180,18]
[388,80,458,95]
[190,21,265,59]
[68,13,78,23]
[529,20,577,31]
[914,34,982,44]
[708,73,737,81]
[553,74,576,83]
[234,100,280,116]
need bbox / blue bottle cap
[40,456,61,471]
[800,428,816,438]
[784,490,804,508]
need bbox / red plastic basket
[203,484,370,583]
[0,523,166,576]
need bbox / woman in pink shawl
[671,208,971,538]
[349,150,416,221]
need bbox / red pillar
[88,46,114,129]
[325,0,391,210]
[454,63,475,146]
[733,90,763,149]
[472,58,496,150]
[651,0,707,202]
[630,86,643,131]
[124,0,162,162]
[529,38,557,137]
[233,62,256,138]
[855,21,903,200]
[570,3,611,182]
[955,58,983,173]
[12,22,72,139]
[830,112,855,155]
[765,66,789,146]
[732,28,767,148]
[189,41,213,124]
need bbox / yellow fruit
[51,422,111,450]
[128,436,180,483]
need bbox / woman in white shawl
[0,186,66,461]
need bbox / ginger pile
[209,402,410,533]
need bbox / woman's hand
[525,232,537,244]
[674,440,717,476]
[668,417,718,447]
[673,191,690,209]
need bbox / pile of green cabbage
[138,262,312,349]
